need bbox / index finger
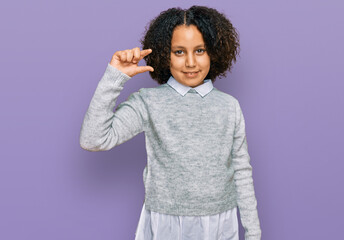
[139,49,153,60]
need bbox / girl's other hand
[110,47,154,77]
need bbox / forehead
[171,24,205,47]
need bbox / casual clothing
[135,202,238,240]
[134,75,239,240]
[79,63,262,239]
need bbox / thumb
[135,66,154,75]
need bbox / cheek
[201,56,211,68]
[170,57,183,68]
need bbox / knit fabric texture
[80,63,262,240]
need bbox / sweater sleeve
[79,63,147,151]
[231,99,262,240]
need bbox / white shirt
[134,76,239,240]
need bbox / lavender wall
[1,0,343,239]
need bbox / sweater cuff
[245,233,261,240]
[105,63,132,87]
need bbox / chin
[188,80,203,87]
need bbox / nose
[185,52,196,68]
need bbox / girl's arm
[79,63,147,151]
[231,99,262,240]
[79,47,153,152]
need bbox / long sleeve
[79,63,147,151]
[231,99,262,240]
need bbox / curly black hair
[140,5,240,84]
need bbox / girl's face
[170,24,210,88]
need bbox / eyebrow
[171,44,205,49]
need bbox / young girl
[80,5,261,240]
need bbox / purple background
[1,0,343,239]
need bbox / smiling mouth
[183,71,200,77]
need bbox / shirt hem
[144,197,238,216]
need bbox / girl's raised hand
[110,47,154,77]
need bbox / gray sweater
[80,63,262,240]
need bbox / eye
[174,50,184,55]
[196,49,206,54]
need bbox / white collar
[167,75,213,97]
